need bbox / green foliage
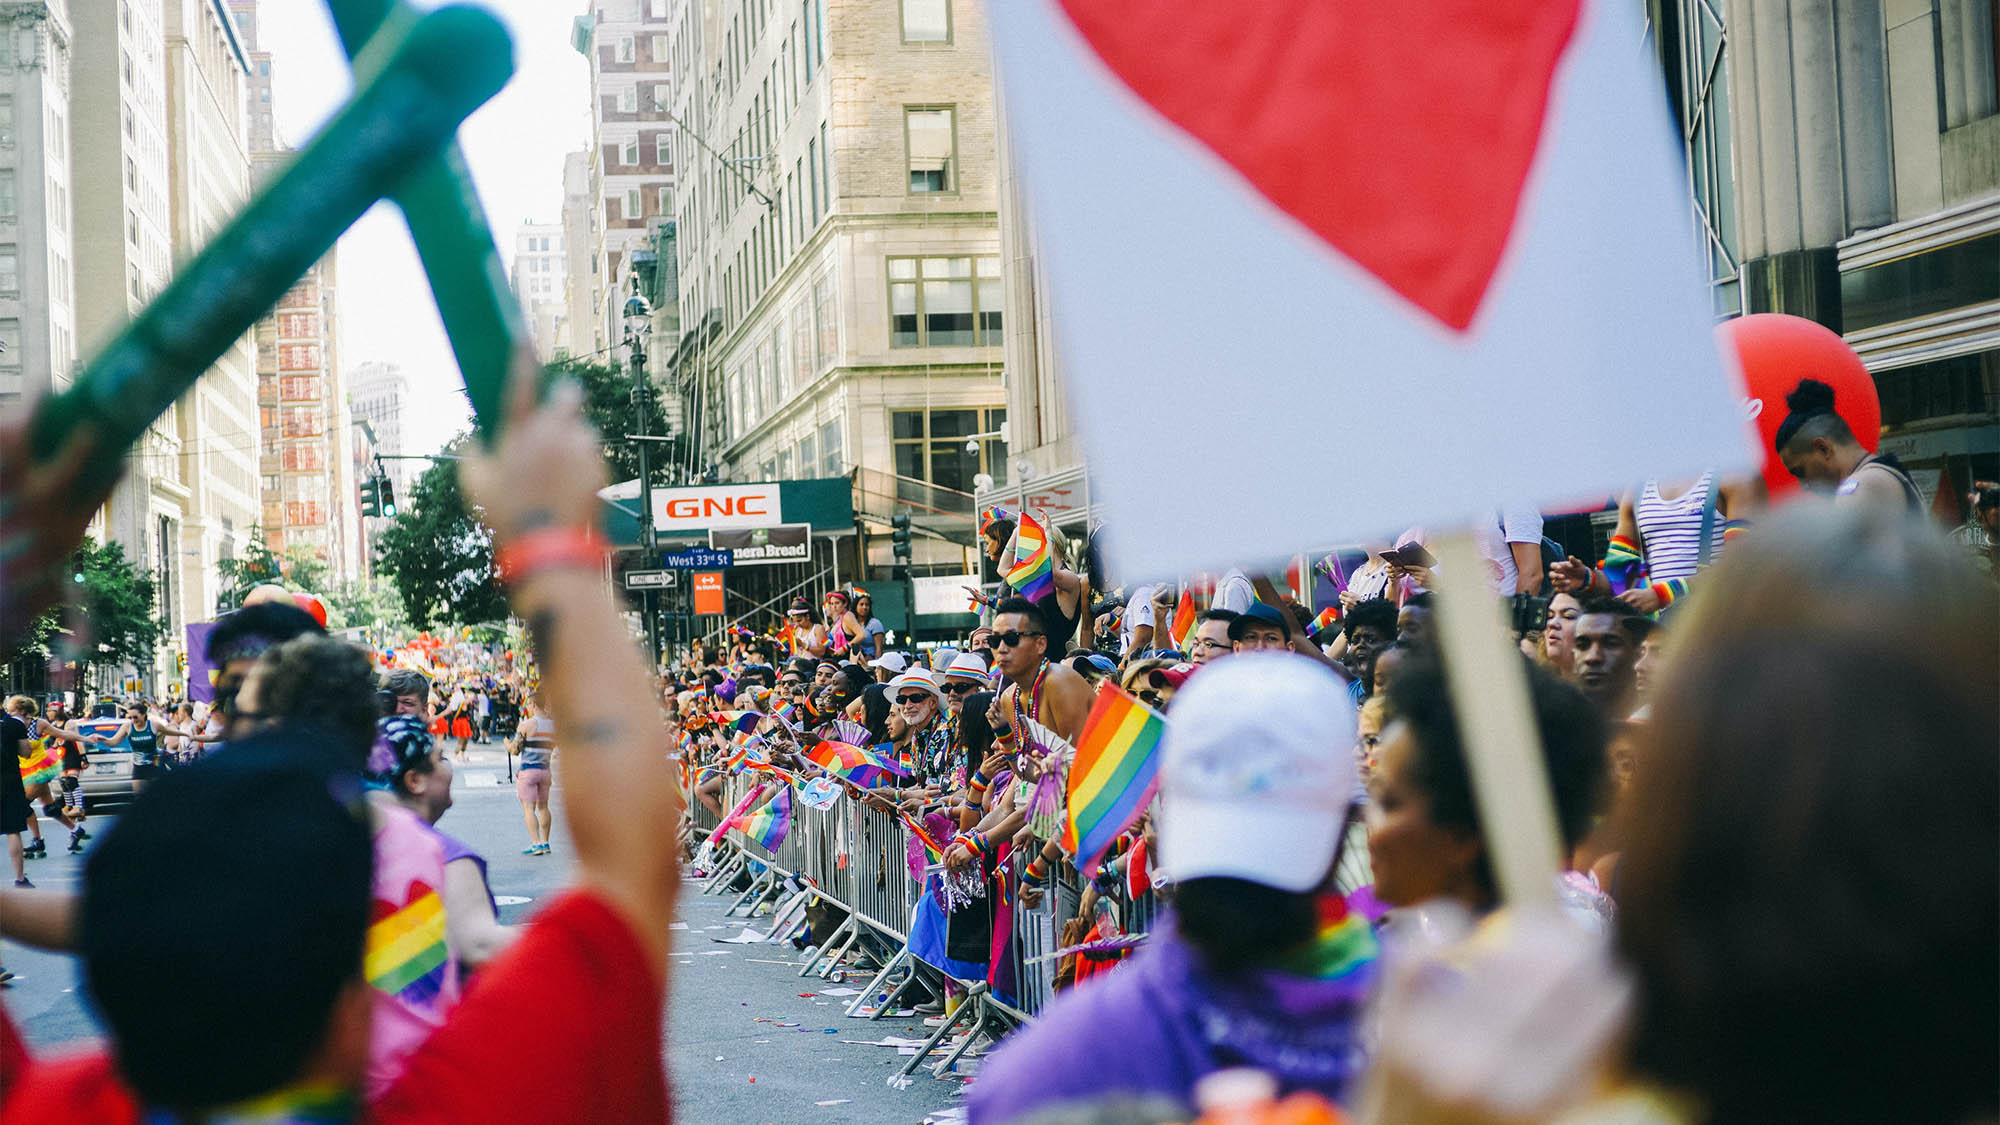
[214,530,285,612]
[48,539,169,682]
[323,578,408,633]
[373,437,509,632]
[550,354,685,487]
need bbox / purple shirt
[414,818,495,913]
[968,919,1376,1123]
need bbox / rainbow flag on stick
[734,784,794,851]
[1310,606,1341,639]
[1169,588,1197,648]
[1005,511,1057,601]
[806,740,909,790]
[1063,683,1167,878]
[902,811,949,865]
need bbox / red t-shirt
[0,890,669,1123]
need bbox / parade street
[3,745,964,1125]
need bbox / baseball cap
[1068,651,1118,677]
[1147,662,1197,691]
[1225,601,1292,642]
[943,653,989,683]
[888,669,943,706]
[1156,653,1357,893]
[929,646,960,673]
[870,651,912,675]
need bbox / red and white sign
[989,0,1757,576]
[691,570,726,616]
[649,483,782,533]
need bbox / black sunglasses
[992,630,1044,648]
[939,681,978,695]
[895,693,933,706]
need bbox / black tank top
[1034,588,1083,653]
[129,724,158,764]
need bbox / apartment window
[818,418,842,476]
[127,209,138,244]
[652,84,670,112]
[888,256,1001,347]
[655,135,672,165]
[651,34,668,61]
[819,122,832,209]
[658,185,674,214]
[625,187,642,220]
[796,434,816,475]
[618,86,638,113]
[791,300,813,385]
[813,273,836,368]
[902,0,950,42]
[905,107,956,193]
[0,318,19,368]
[0,99,12,145]
[0,247,16,294]
[807,138,820,223]
[892,408,1007,494]
[616,36,635,63]
[622,139,640,165]
[648,0,668,16]
[0,170,13,219]
[126,156,137,190]
[801,0,814,83]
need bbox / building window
[658,185,674,214]
[651,34,669,62]
[618,85,638,113]
[0,99,13,145]
[888,255,1001,347]
[654,135,673,166]
[0,170,13,218]
[0,247,16,294]
[797,433,816,476]
[813,273,837,368]
[901,0,950,42]
[625,187,642,220]
[891,408,1007,494]
[623,138,640,165]
[652,84,669,112]
[819,418,842,476]
[616,36,635,63]
[807,138,820,223]
[801,0,815,84]
[905,107,955,193]
[155,515,177,630]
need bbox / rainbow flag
[978,504,1012,535]
[735,784,794,851]
[712,710,761,735]
[1005,510,1056,601]
[1063,683,1167,878]
[902,811,949,865]
[1310,606,1340,639]
[1169,588,1196,647]
[365,885,450,1008]
[806,740,909,790]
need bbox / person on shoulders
[1775,378,1923,512]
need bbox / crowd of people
[0,363,1992,1124]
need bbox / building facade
[233,0,358,584]
[348,359,411,498]
[511,219,569,362]
[661,0,1006,584]
[559,146,600,358]
[575,0,677,357]
[0,0,76,407]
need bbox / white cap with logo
[1156,652,1358,894]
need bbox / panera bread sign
[710,524,811,566]
[649,484,782,532]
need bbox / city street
[2,744,966,1124]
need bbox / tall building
[511,219,569,362]
[348,359,412,496]
[558,148,600,358]
[574,0,676,356]
[231,0,358,584]
[0,0,77,408]
[1716,0,1997,504]
[660,0,1007,582]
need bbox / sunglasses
[895,693,934,706]
[940,681,978,695]
[1135,690,1165,707]
[992,630,1043,648]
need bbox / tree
[551,355,687,488]
[33,540,170,686]
[373,436,509,632]
[214,529,285,612]
[323,578,407,634]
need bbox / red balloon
[293,592,329,628]
[1718,313,1879,504]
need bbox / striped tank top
[519,716,555,771]
[1635,472,1724,584]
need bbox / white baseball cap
[870,651,911,675]
[1156,652,1358,893]
[888,669,943,706]
[929,646,960,673]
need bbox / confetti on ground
[817,1100,852,1106]
[818,987,862,996]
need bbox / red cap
[1148,662,1197,691]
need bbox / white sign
[623,569,676,589]
[911,573,982,617]
[649,483,783,533]
[989,0,1758,576]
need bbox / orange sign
[692,571,725,616]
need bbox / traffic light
[359,476,381,517]
[891,512,912,562]
[380,477,397,518]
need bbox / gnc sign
[650,484,782,532]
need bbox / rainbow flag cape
[806,740,909,790]
[734,784,794,851]
[1062,683,1167,878]
[1005,510,1056,601]
[1169,588,1197,647]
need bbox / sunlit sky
[255,1,592,455]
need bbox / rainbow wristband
[1649,578,1689,609]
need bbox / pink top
[364,801,462,1096]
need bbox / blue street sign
[662,546,733,569]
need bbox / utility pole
[624,279,659,671]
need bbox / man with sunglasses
[887,668,954,794]
[988,597,1093,744]
[940,653,990,718]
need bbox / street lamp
[623,278,661,668]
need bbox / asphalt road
[3,743,971,1123]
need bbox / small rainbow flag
[978,504,1012,535]
[712,710,761,735]
[902,811,949,865]
[1310,606,1340,639]
[806,740,909,790]
[1005,510,1056,601]
[735,784,794,851]
[1169,588,1197,648]
[1063,683,1167,878]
